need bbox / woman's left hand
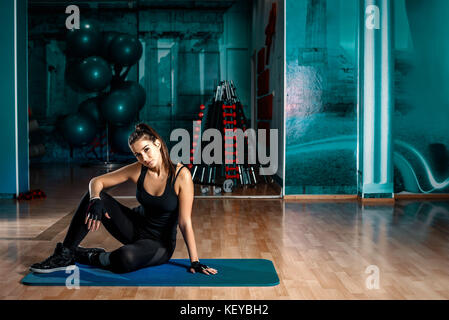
[190,261,218,275]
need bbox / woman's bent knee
[110,248,139,273]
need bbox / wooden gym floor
[1,164,449,299]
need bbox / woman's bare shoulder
[120,161,141,171]
[119,161,142,183]
[176,163,191,180]
[91,161,141,189]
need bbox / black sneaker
[29,242,75,273]
[74,246,106,266]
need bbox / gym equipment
[109,35,143,67]
[100,89,138,126]
[22,259,279,287]
[100,31,122,60]
[189,81,270,192]
[75,56,112,92]
[29,119,39,133]
[66,20,101,58]
[78,97,103,125]
[200,186,210,194]
[223,179,234,193]
[110,124,135,153]
[16,189,47,200]
[61,113,97,147]
[63,23,145,169]
[116,80,146,110]
[28,118,46,158]
[29,144,46,158]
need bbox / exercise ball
[100,89,138,126]
[100,31,122,60]
[78,97,103,125]
[65,60,84,93]
[75,56,112,92]
[61,113,97,147]
[117,81,146,110]
[109,35,143,66]
[110,124,135,154]
[66,20,101,58]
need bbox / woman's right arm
[89,162,140,199]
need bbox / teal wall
[393,0,449,193]
[285,0,449,195]
[285,0,358,195]
[0,0,29,197]
[221,0,251,116]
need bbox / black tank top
[134,162,188,247]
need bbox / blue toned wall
[221,0,252,117]
[285,0,358,195]
[285,0,449,196]
[0,0,29,197]
[393,0,449,194]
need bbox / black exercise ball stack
[61,19,146,161]
[190,80,269,194]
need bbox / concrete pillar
[357,0,394,198]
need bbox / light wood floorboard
[0,165,448,299]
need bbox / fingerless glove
[86,198,107,221]
[191,260,209,272]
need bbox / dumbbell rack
[189,80,269,193]
[223,103,238,187]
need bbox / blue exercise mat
[21,259,279,287]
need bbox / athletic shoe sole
[76,246,106,252]
[29,264,76,273]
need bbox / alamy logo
[65,265,80,289]
[365,265,380,290]
[170,122,279,176]
[65,5,80,30]
[365,5,380,30]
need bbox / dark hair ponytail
[128,123,176,182]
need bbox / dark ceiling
[28,0,239,10]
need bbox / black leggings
[62,191,174,273]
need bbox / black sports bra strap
[173,164,188,185]
[138,164,148,186]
